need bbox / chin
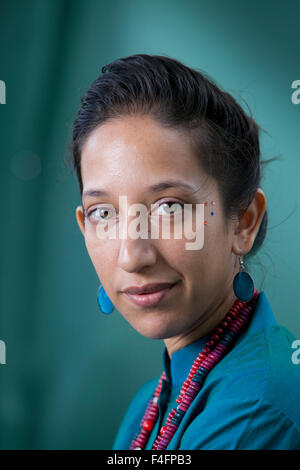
[132,315,183,340]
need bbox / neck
[164,288,238,359]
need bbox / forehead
[80,115,210,192]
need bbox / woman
[71,54,300,450]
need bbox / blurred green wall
[0,0,299,449]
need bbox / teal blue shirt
[112,291,300,450]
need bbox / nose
[117,236,157,273]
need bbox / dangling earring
[233,251,254,302]
[97,284,114,314]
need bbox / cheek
[161,224,229,281]
[84,236,114,278]
[158,237,206,274]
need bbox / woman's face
[76,114,265,354]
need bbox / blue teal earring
[97,284,114,314]
[233,252,254,302]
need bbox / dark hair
[70,53,277,260]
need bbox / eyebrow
[82,180,199,199]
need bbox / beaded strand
[129,287,259,450]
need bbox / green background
[0,0,299,449]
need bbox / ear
[232,188,267,256]
[75,205,85,236]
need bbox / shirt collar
[162,290,276,389]
[162,332,212,389]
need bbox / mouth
[122,281,180,308]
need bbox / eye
[87,205,116,222]
[153,200,184,216]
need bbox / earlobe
[75,206,85,236]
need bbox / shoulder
[112,376,158,450]
[130,376,159,405]
[118,375,159,419]
[257,324,300,427]
[217,324,300,426]
[180,324,300,449]
[232,324,299,414]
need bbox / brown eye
[88,206,116,222]
[155,201,184,215]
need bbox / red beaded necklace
[130,287,259,450]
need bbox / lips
[122,282,178,295]
[122,281,180,307]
